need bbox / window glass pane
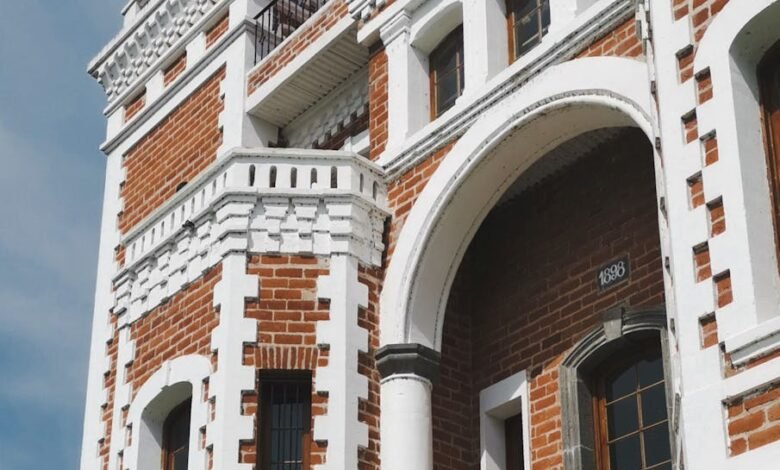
[541,0,551,35]
[607,397,638,439]
[173,449,188,470]
[607,364,637,402]
[638,355,664,387]
[609,435,641,470]
[434,46,458,76]
[641,384,668,426]
[436,69,459,115]
[643,424,671,467]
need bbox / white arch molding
[380,56,658,350]
[124,354,211,470]
[693,0,780,360]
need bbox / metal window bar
[511,0,551,59]
[254,0,329,64]
[261,375,311,470]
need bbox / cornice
[88,0,227,105]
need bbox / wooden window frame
[759,40,780,266]
[162,398,192,470]
[506,0,551,63]
[257,371,313,470]
[591,340,671,470]
[429,26,465,120]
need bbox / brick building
[81,0,780,469]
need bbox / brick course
[368,45,388,160]
[163,51,187,87]
[432,128,664,470]
[241,255,331,467]
[728,383,780,455]
[577,17,643,59]
[119,66,225,234]
[205,13,229,49]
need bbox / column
[380,11,430,151]
[462,0,508,96]
[377,344,441,470]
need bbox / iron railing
[254,0,329,64]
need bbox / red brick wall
[119,66,225,234]
[432,128,665,470]
[385,141,455,260]
[577,17,643,58]
[126,265,221,394]
[124,90,146,122]
[728,384,780,455]
[205,13,229,49]
[163,51,188,87]
[240,255,331,467]
[247,0,348,95]
[358,265,383,470]
[368,45,388,160]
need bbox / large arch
[380,56,657,350]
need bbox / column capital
[375,343,441,383]
[379,10,412,45]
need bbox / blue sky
[0,1,124,468]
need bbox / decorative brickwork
[728,383,780,455]
[693,242,712,282]
[368,44,388,160]
[205,13,229,49]
[433,129,664,470]
[100,316,120,470]
[163,52,187,87]
[119,66,225,234]
[576,18,643,58]
[241,255,331,467]
[247,0,348,95]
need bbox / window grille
[259,373,313,470]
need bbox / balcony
[247,0,367,127]
[254,0,330,64]
[113,148,388,322]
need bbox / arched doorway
[378,57,668,470]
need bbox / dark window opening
[507,0,550,61]
[258,372,312,470]
[759,40,780,264]
[429,26,465,119]
[594,341,671,470]
[163,398,191,470]
[505,413,525,470]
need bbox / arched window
[560,308,673,470]
[593,341,671,470]
[429,26,465,119]
[759,40,780,257]
[163,398,192,470]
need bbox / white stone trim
[80,150,125,470]
[124,355,211,470]
[380,57,654,349]
[207,253,258,470]
[690,0,780,364]
[314,255,370,470]
[479,370,531,470]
